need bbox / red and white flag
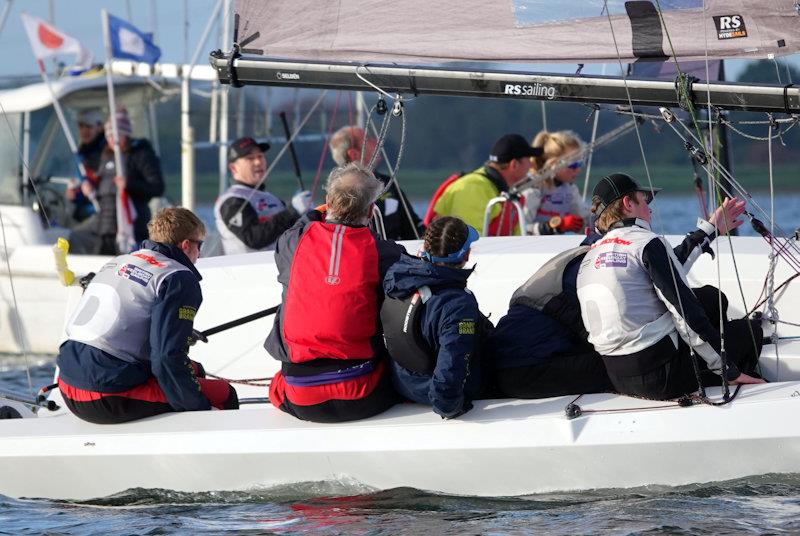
[20,13,93,71]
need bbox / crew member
[381,217,487,418]
[266,163,405,422]
[521,130,590,235]
[428,134,542,236]
[329,125,424,240]
[66,109,106,223]
[577,173,764,399]
[89,108,165,255]
[57,208,238,424]
[214,137,311,255]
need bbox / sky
[0,0,797,81]
[0,0,223,77]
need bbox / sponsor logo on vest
[503,82,557,99]
[325,275,341,285]
[713,15,747,40]
[594,252,628,269]
[592,236,633,248]
[117,263,154,286]
[131,252,166,268]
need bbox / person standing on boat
[66,109,106,224]
[214,137,312,255]
[428,134,542,236]
[87,109,165,255]
[381,217,488,418]
[266,163,405,422]
[329,125,424,240]
[576,173,765,400]
[520,130,591,235]
[57,208,239,424]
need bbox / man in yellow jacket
[431,134,541,236]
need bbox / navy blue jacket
[383,255,484,418]
[57,240,210,411]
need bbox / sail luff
[209,55,800,113]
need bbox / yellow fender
[53,237,75,287]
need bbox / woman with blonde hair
[521,130,590,235]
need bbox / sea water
[2,193,800,534]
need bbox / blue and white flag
[107,14,161,65]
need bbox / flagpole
[101,8,124,181]
[35,59,88,181]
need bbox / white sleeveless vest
[213,184,286,254]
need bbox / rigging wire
[228,90,329,222]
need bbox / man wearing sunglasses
[57,207,239,424]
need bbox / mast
[209,55,800,114]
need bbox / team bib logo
[713,15,747,40]
[594,252,628,269]
[117,264,154,286]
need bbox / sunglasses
[188,239,204,250]
[567,162,584,170]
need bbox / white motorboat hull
[1,382,800,500]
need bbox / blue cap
[421,225,479,264]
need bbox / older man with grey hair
[265,163,406,423]
[329,125,424,240]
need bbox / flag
[20,13,93,71]
[116,188,138,254]
[107,14,161,66]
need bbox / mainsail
[212,1,800,113]
[233,0,799,64]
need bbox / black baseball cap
[592,173,662,217]
[228,137,270,162]
[488,134,543,164]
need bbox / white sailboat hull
[2,235,800,500]
[2,382,800,501]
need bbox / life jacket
[510,245,590,339]
[65,249,190,364]
[380,286,436,374]
[424,169,520,236]
[423,172,462,226]
[281,221,380,363]
[213,184,287,254]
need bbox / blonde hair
[530,130,584,189]
[591,195,638,233]
[148,207,206,244]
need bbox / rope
[206,372,271,387]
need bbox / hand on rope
[708,197,746,235]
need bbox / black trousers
[494,351,613,399]
[605,286,763,400]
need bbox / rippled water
[3,193,800,534]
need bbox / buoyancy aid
[380,286,436,374]
[213,184,287,254]
[427,167,520,236]
[281,221,381,363]
[65,249,190,363]
[510,245,590,338]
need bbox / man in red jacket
[265,163,405,422]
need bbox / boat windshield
[0,112,21,205]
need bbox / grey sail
[211,0,800,113]
[233,0,799,64]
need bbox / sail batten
[233,0,800,65]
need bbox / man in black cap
[576,172,764,400]
[428,133,542,236]
[213,137,312,255]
